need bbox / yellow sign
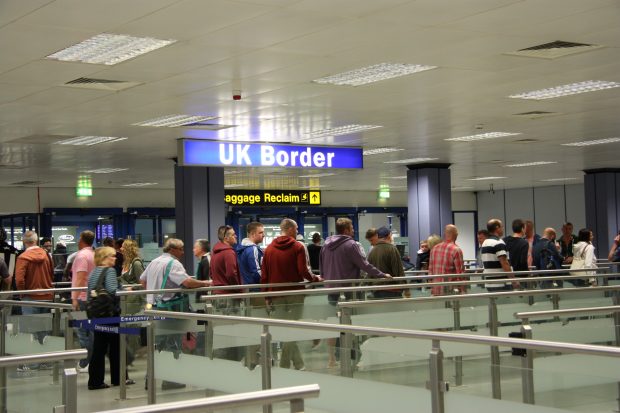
[309,191,321,205]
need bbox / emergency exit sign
[225,190,321,206]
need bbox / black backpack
[86,268,117,319]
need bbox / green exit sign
[76,187,92,197]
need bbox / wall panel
[476,190,505,230]
[505,188,534,229]
[533,186,565,233]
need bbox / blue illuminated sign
[179,139,363,169]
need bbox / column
[584,168,620,255]
[174,165,226,273]
[407,164,452,252]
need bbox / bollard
[146,322,156,405]
[520,323,535,404]
[428,340,447,413]
[452,299,463,386]
[119,296,127,400]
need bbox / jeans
[271,295,305,369]
[77,301,93,367]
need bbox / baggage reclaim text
[225,192,302,205]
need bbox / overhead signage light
[224,190,321,206]
[179,139,363,169]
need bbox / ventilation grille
[11,180,46,186]
[505,40,603,59]
[512,138,540,143]
[62,77,141,91]
[513,111,558,119]
[180,122,236,131]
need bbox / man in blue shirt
[237,222,264,289]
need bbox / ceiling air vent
[505,40,603,59]
[180,121,236,131]
[512,138,540,144]
[62,77,141,91]
[10,180,46,186]
[513,111,558,119]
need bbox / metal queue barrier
[94,384,320,413]
[143,309,620,413]
[0,349,85,413]
[514,304,620,407]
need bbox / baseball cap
[376,226,391,238]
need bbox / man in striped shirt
[481,219,516,291]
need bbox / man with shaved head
[428,224,465,295]
[532,227,563,288]
[481,219,517,291]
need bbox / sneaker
[77,364,89,373]
[161,380,186,390]
[38,363,53,370]
[16,365,30,372]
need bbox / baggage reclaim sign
[179,139,363,169]
[225,190,321,206]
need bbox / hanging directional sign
[179,139,363,169]
[225,190,322,206]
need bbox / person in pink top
[72,230,96,370]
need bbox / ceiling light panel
[122,182,158,187]
[384,157,438,164]
[85,168,128,174]
[389,176,407,179]
[540,178,578,182]
[467,177,507,181]
[224,184,245,188]
[57,136,127,146]
[313,63,437,86]
[363,147,404,156]
[298,173,337,178]
[299,185,330,189]
[504,161,557,167]
[46,33,176,65]
[133,115,218,128]
[306,124,382,138]
[509,80,620,100]
[562,137,620,146]
[446,132,521,142]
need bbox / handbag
[570,244,593,276]
[155,259,190,312]
[86,268,117,319]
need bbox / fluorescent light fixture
[509,80,620,100]
[446,132,521,142]
[451,186,474,190]
[389,176,407,179]
[384,157,438,164]
[133,114,217,128]
[467,176,507,181]
[562,137,620,146]
[299,185,330,189]
[363,147,404,156]
[122,182,158,187]
[504,161,557,167]
[299,173,337,178]
[85,168,128,174]
[224,184,245,188]
[57,136,127,146]
[306,124,382,138]
[46,33,176,65]
[540,177,578,182]
[313,63,437,86]
[224,170,244,175]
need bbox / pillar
[174,165,226,273]
[584,169,620,255]
[407,163,452,252]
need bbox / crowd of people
[1,216,619,387]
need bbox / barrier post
[205,304,214,359]
[62,367,78,413]
[146,322,156,404]
[339,306,353,378]
[0,306,7,413]
[452,299,463,386]
[119,296,127,400]
[261,325,273,413]
[52,308,61,384]
[520,323,535,404]
[488,297,501,399]
[428,339,447,413]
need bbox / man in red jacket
[262,218,319,370]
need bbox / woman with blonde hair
[119,239,145,363]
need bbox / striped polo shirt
[481,235,510,288]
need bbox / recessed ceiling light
[57,136,127,146]
[299,173,337,178]
[306,124,382,138]
[540,177,578,182]
[299,185,330,189]
[363,147,404,156]
[85,168,128,174]
[504,161,557,167]
[133,114,218,128]
[446,132,521,142]
[467,176,507,181]
[389,176,407,179]
[509,80,620,100]
[384,157,438,164]
[224,184,245,188]
[451,186,475,190]
[224,170,244,175]
[313,63,437,86]
[122,182,158,187]
[46,33,176,65]
[562,137,620,146]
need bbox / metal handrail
[0,287,84,296]
[0,349,86,367]
[94,384,320,413]
[338,284,620,308]
[197,274,620,301]
[144,309,620,357]
[0,299,72,310]
[514,305,620,320]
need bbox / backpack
[86,268,117,319]
[538,243,559,270]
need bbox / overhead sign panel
[179,139,363,169]
[225,190,321,206]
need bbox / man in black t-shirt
[307,233,322,273]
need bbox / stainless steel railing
[0,349,85,413]
[93,384,320,413]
